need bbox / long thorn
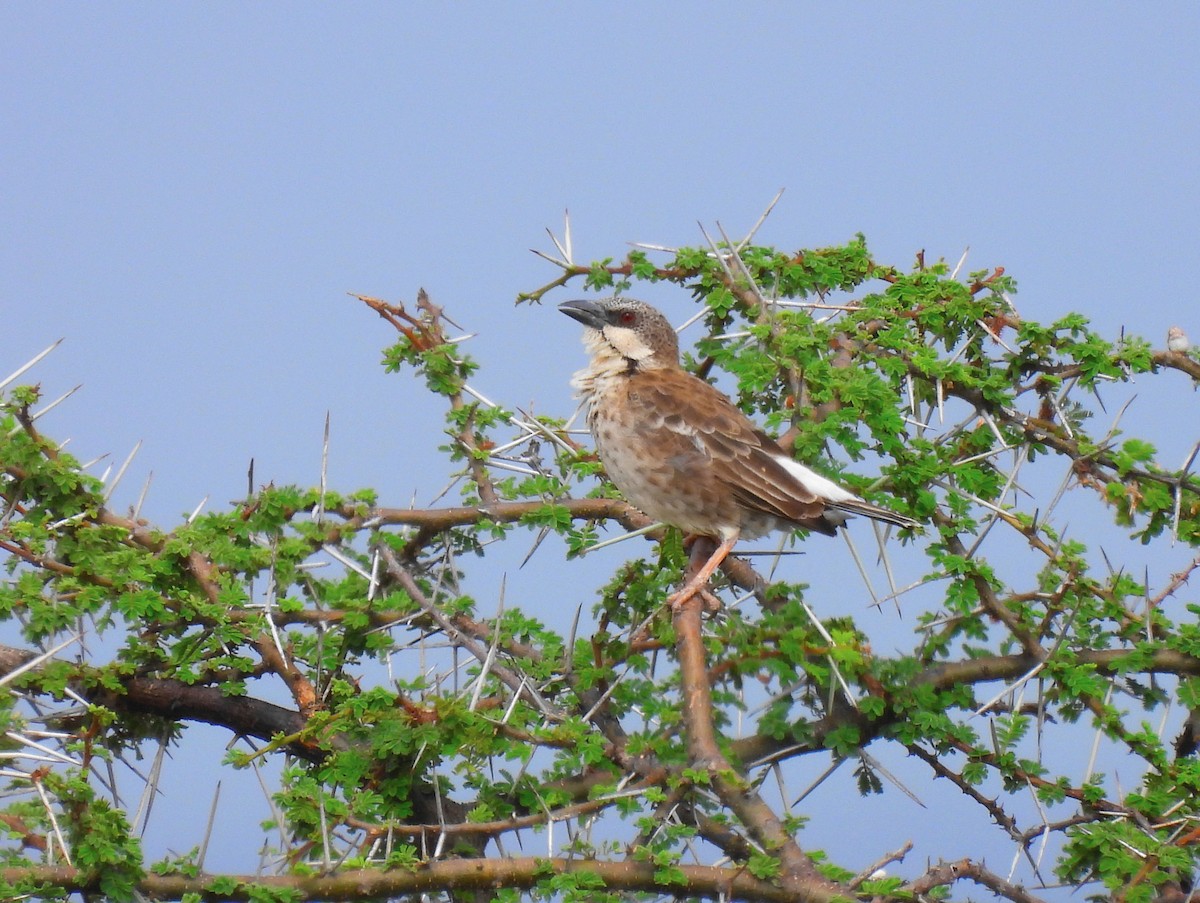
[0,339,64,392]
[103,439,143,503]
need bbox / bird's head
[558,297,679,372]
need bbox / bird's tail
[828,498,919,530]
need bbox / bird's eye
[618,311,637,325]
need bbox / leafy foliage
[1,234,1199,901]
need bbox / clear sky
[4,4,1200,894]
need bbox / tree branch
[3,857,851,903]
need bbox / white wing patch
[775,455,859,503]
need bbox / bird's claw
[668,584,723,613]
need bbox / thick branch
[4,857,848,903]
[0,644,326,762]
[673,562,836,895]
[733,646,1200,767]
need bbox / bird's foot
[667,580,722,613]
[666,590,689,611]
[670,534,739,612]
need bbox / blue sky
[4,4,1200,893]
[7,6,1198,525]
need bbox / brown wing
[626,369,837,532]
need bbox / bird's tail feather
[829,498,919,530]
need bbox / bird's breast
[583,379,750,538]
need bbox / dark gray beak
[558,299,608,330]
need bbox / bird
[559,296,918,608]
[1168,325,1191,354]
[1176,707,1200,759]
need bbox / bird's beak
[558,299,608,330]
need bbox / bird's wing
[628,369,838,528]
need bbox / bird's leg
[668,535,738,610]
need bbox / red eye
[618,310,637,325]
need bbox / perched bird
[559,296,918,608]
[1176,707,1200,759]
[1168,325,1191,354]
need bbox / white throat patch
[571,326,651,396]
[599,326,653,362]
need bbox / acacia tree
[1,228,1199,903]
